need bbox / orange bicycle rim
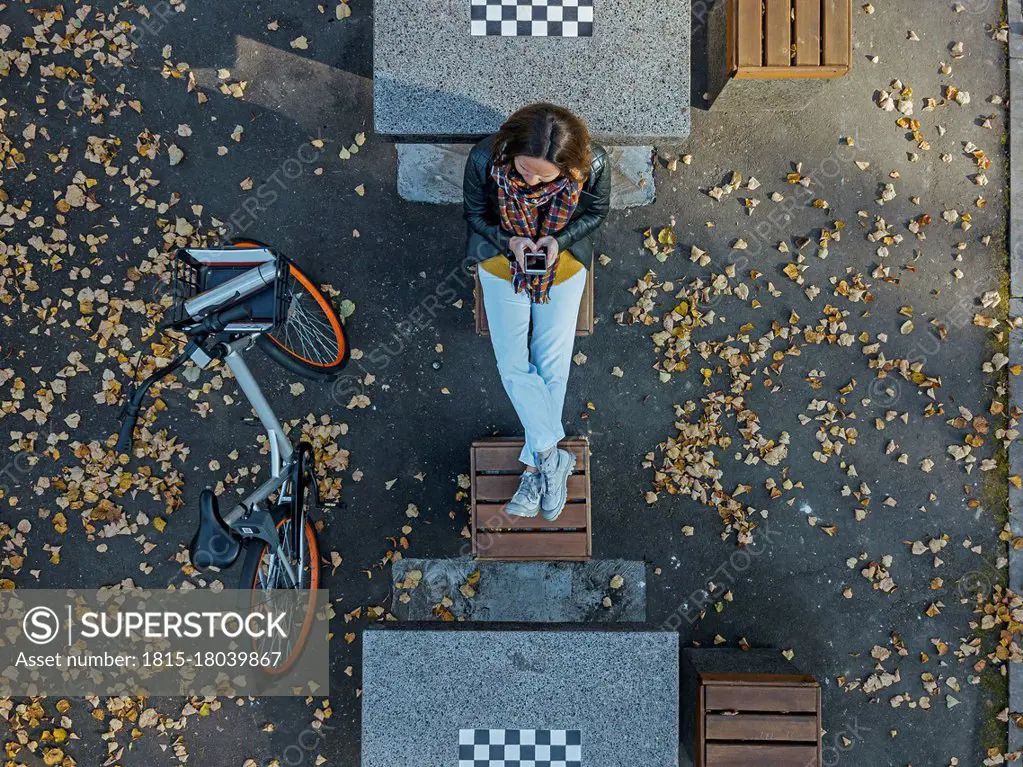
[271,264,346,368]
[251,517,320,675]
[230,242,345,369]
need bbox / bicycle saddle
[190,489,241,570]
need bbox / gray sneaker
[539,448,576,521]
[505,470,542,518]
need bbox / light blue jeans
[479,266,587,467]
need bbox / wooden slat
[475,503,589,530]
[581,437,592,557]
[822,0,851,67]
[734,64,847,78]
[705,742,818,766]
[473,440,589,471]
[696,666,707,767]
[735,0,763,67]
[470,434,480,557]
[704,684,819,713]
[700,673,818,685]
[577,263,594,337]
[473,273,486,336]
[726,0,737,73]
[793,0,821,65]
[477,531,589,560]
[763,0,791,66]
[705,713,819,742]
[475,474,588,502]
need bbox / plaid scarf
[491,163,581,303]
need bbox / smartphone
[524,251,548,275]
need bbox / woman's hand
[509,236,538,271]
[535,236,559,269]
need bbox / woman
[463,102,610,521]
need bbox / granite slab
[1010,0,1023,61]
[1012,57,1023,299]
[396,144,655,207]
[1013,663,1023,753]
[362,629,680,766]
[374,0,691,141]
[391,558,647,621]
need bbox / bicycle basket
[168,246,288,333]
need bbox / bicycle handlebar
[115,399,142,454]
[116,332,208,454]
[116,305,252,455]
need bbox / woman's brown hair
[491,102,592,183]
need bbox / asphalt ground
[0,1,1014,765]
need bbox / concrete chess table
[362,629,680,766]
[373,0,692,142]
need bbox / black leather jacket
[463,134,611,265]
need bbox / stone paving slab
[1011,56,1023,299]
[1013,661,1023,752]
[391,558,646,622]
[396,144,655,207]
[362,629,680,767]
[374,0,691,141]
[1010,329,1023,433]
[993,44,1017,712]
[1011,441,1023,541]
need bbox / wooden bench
[728,0,852,79]
[474,260,594,337]
[470,437,592,561]
[683,649,823,766]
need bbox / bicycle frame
[191,334,302,587]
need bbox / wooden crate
[695,673,822,766]
[727,0,851,79]
[470,437,591,561]
[474,261,594,337]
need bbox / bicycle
[115,239,349,673]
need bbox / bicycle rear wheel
[239,514,320,675]
[228,240,349,380]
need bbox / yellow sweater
[479,250,583,284]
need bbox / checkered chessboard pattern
[470,0,594,37]
[458,729,582,766]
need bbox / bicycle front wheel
[258,262,350,380]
